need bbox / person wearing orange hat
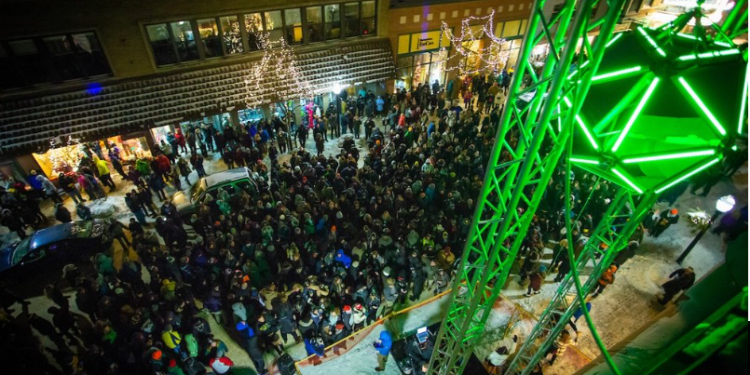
[651,208,680,238]
[149,349,164,373]
[591,264,618,298]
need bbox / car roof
[29,220,96,250]
[204,167,251,188]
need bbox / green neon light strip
[622,149,716,163]
[638,28,666,57]
[570,157,600,164]
[677,77,727,136]
[606,33,623,48]
[677,49,740,61]
[675,33,699,40]
[557,103,562,132]
[739,63,748,134]
[592,66,642,81]
[563,96,599,149]
[655,158,721,194]
[612,168,643,194]
[714,41,734,48]
[612,77,660,152]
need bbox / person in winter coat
[433,268,450,295]
[367,292,381,324]
[95,158,116,191]
[55,203,72,223]
[545,330,572,365]
[382,278,397,316]
[335,249,352,269]
[236,321,267,375]
[148,172,168,201]
[37,175,63,203]
[591,264,617,298]
[659,267,696,304]
[209,352,235,374]
[486,335,518,372]
[76,203,93,221]
[436,247,455,272]
[58,172,85,204]
[650,208,679,237]
[525,266,546,297]
[177,157,192,185]
[161,324,183,355]
[374,329,393,372]
[352,302,368,330]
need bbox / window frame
[142,1,378,69]
[0,30,112,90]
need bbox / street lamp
[677,195,736,264]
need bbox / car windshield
[70,221,94,238]
[189,179,207,202]
[10,238,31,265]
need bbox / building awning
[0,38,395,157]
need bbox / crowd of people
[0,69,746,375]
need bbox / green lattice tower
[505,4,747,374]
[425,0,630,374]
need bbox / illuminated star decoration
[566,26,746,195]
[244,33,315,110]
[437,10,510,76]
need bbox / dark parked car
[0,219,111,279]
[172,167,259,219]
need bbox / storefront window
[239,108,265,123]
[461,40,482,73]
[32,136,152,178]
[306,7,323,43]
[9,39,51,84]
[396,56,413,90]
[71,32,110,77]
[245,13,264,50]
[325,4,341,40]
[265,11,284,42]
[170,21,199,62]
[284,9,303,45]
[361,1,376,35]
[344,3,360,37]
[146,24,178,66]
[43,35,84,81]
[221,16,244,54]
[197,19,222,58]
[151,125,173,146]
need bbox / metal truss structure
[426,0,630,373]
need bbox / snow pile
[87,199,121,218]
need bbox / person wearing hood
[237,320,267,374]
[373,329,393,372]
[37,174,63,203]
[76,203,93,221]
[58,172,85,204]
[335,249,352,269]
[55,203,72,223]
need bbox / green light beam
[638,27,666,57]
[739,62,748,134]
[612,77,660,152]
[622,149,716,163]
[655,158,721,194]
[564,96,599,150]
[675,32,699,40]
[557,103,562,132]
[591,66,643,82]
[570,157,600,164]
[677,77,727,136]
[714,41,734,48]
[605,33,623,48]
[612,168,643,194]
[677,49,741,61]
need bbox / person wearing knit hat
[651,207,680,238]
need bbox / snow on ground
[386,293,452,336]
[298,324,402,375]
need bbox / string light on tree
[244,32,314,113]
[437,10,512,76]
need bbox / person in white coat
[486,335,518,374]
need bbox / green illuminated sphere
[568,27,747,195]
